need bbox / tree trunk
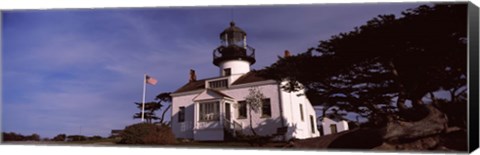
[396,92,408,111]
[387,60,408,112]
[249,108,257,136]
[159,104,171,124]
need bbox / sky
[2,3,427,138]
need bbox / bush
[88,135,103,141]
[2,132,41,141]
[52,134,67,141]
[2,132,25,141]
[231,131,274,146]
[67,135,87,141]
[26,134,41,141]
[118,123,176,145]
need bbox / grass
[3,138,119,146]
[4,138,288,149]
[171,141,288,148]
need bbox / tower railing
[212,45,256,66]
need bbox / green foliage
[224,129,272,146]
[232,131,274,147]
[52,134,67,141]
[67,135,87,141]
[244,87,266,136]
[245,87,265,113]
[133,92,172,124]
[26,133,41,141]
[133,101,162,123]
[2,132,41,141]
[2,132,25,141]
[88,135,103,141]
[118,123,176,145]
[261,4,467,125]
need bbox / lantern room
[213,21,256,76]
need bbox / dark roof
[322,113,348,122]
[173,70,273,94]
[219,21,246,38]
[231,71,271,85]
[207,89,233,99]
[173,79,206,93]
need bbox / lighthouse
[213,21,256,76]
[170,21,321,141]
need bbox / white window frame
[199,101,220,122]
[261,98,271,118]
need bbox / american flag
[146,75,158,85]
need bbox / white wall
[171,93,197,139]
[279,84,320,139]
[192,98,226,141]
[171,80,320,141]
[218,60,250,76]
[194,129,224,141]
[222,83,284,137]
[321,118,349,135]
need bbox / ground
[2,126,467,152]
[2,138,287,148]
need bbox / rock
[440,128,467,151]
[287,104,466,152]
[383,104,448,143]
[288,128,383,149]
[374,136,441,150]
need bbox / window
[299,104,304,121]
[178,107,185,122]
[310,115,315,133]
[199,102,220,121]
[223,68,231,76]
[261,99,271,117]
[330,124,338,134]
[238,101,247,119]
[209,79,228,88]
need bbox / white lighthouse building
[170,22,320,141]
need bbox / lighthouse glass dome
[213,21,256,67]
[220,21,247,47]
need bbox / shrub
[2,132,25,141]
[67,135,87,141]
[2,132,41,141]
[118,123,176,145]
[52,134,67,141]
[231,131,274,146]
[88,135,103,141]
[26,134,41,141]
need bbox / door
[225,103,231,121]
[330,124,338,134]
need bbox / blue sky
[2,3,426,138]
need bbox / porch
[192,89,241,141]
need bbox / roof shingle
[173,70,273,94]
[173,79,206,93]
[231,70,270,85]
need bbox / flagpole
[141,73,146,122]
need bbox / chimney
[189,69,197,82]
[284,50,291,58]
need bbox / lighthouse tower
[213,21,255,76]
